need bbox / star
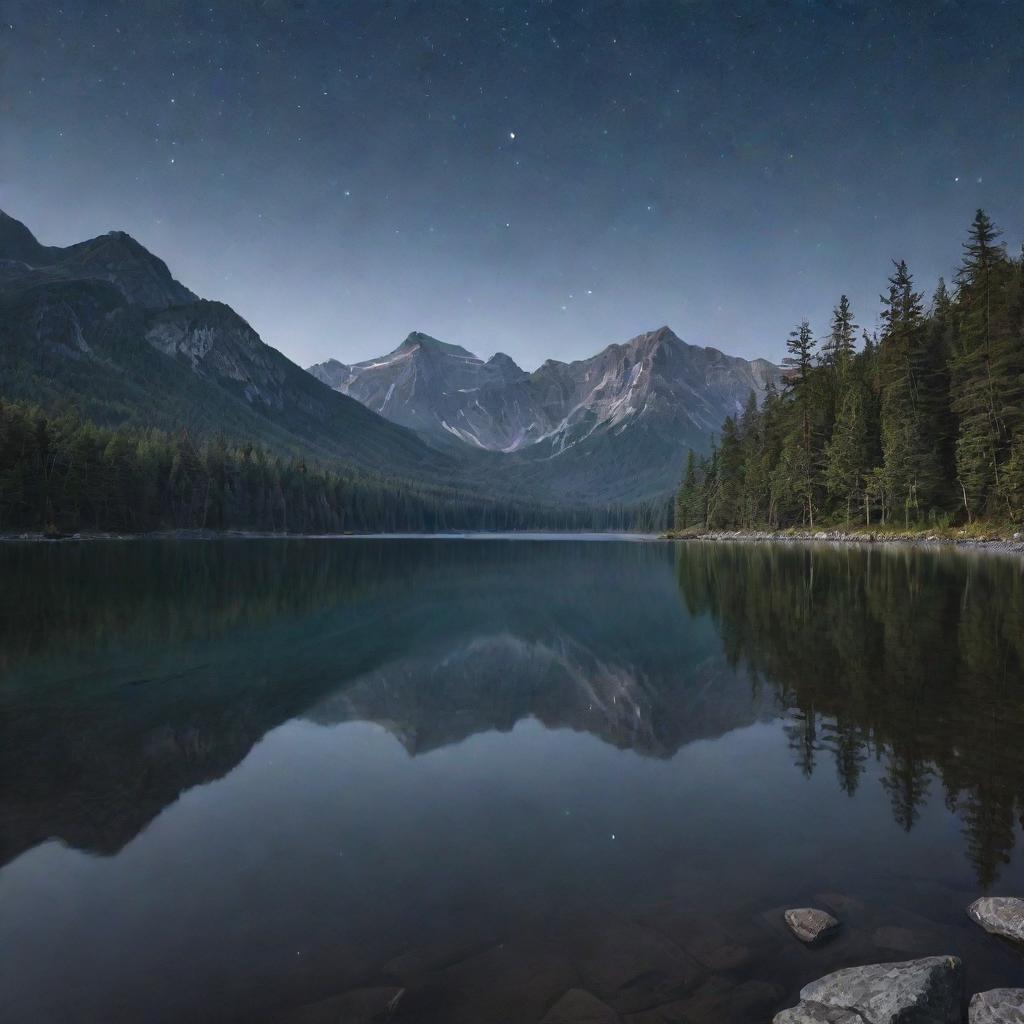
[508,131,516,140]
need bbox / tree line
[676,210,1024,531]
[0,399,663,534]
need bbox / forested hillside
[0,400,659,534]
[676,211,1024,531]
[0,210,676,532]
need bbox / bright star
[509,131,516,140]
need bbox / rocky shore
[771,896,1024,1023]
[269,893,1024,1023]
[664,528,1024,556]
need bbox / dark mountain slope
[0,211,458,482]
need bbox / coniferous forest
[676,211,1024,532]
[0,400,660,535]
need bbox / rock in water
[539,988,621,1023]
[775,1004,867,1023]
[773,956,962,1024]
[969,989,1024,1023]
[785,908,841,944]
[968,897,1024,945]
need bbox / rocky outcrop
[774,956,963,1024]
[968,988,1024,1023]
[967,898,1024,945]
[785,908,841,944]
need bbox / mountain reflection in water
[1,538,1023,1023]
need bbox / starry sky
[2,1,1022,369]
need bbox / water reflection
[1,538,1024,1023]
[675,541,1024,887]
[0,540,761,867]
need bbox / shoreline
[3,527,1023,556]
[663,527,1024,556]
[0,529,660,543]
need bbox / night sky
[2,1,1022,369]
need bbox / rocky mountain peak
[313,326,782,498]
[485,351,526,379]
[0,210,54,265]
[306,357,352,390]
[399,331,478,361]
[0,209,196,309]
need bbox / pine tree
[712,416,744,527]
[950,210,1016,518]
[821,294,858,370]
[674,449,700,530]
[877,260,945,525]
[782,320,820,527]
[825,355,871,527]
[739,391,769,526]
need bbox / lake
[1,537,1024,1023]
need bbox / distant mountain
[310,325,780,501]
[0,208,779,509]
[310,332,531,450]
[0,210,457,483]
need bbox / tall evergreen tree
[950,210,1019,518]
[781,320,820,527]
[877,260,946,525]
[674,448,700,530]
[821,294,858,370]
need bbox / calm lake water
[2,538,1024,1023]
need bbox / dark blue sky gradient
[2,1,1022,367]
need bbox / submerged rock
[773,955,962,1024]
[969,988,1024,1023]
[968,898,1024,945]
[279,986,404,1023]
[785,908,841,944]
[539,988,621,1023]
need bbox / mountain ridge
[0,208,778,508]
[0,210,462,485]
[310,323,781,499]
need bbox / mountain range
[0,208,779,507]
[309,327,779,500]
[0,209,456,487]
[311,329,776,455]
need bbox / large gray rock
[785,908,841,944]
[773,956,962,1024]
[969,988,1024,1023]
[775,1003,865,1023]
[968,898,1024,945]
